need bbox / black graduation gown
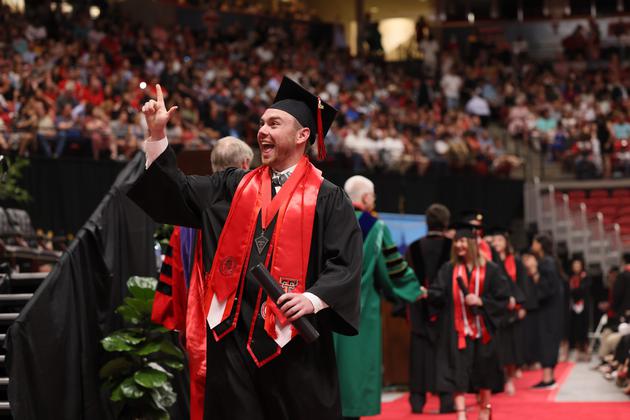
[612,270,630,322]
[495,256,529,366]
[535,256,565,369]
[406,234,452,395]
[127,147,362,420]
[568,273,591,348]
[429,261,510,393]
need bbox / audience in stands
[0,5,523,176]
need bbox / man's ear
[296,127,310,146]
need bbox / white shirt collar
[272,164,297,177]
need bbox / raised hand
[141,84,178,141]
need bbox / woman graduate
[567,257,591,361]
[428,222,510,420]
[490,228,535,395]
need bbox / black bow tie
[272,173,289,188]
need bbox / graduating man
[128,77,362,420]
[406,204,455,414]
[334,175,423,420]
[150,136,253,420]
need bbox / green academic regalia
[333,210,421,417]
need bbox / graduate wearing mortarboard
[487,227,535,396]
[427,222,511,420]
[129,77,362,420]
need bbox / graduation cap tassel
[316,97,326,160]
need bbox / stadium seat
[589,189,609,198]
[568,190,586,200]
[611,189,630,198]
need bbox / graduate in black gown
[529,233,565,389]
[428,223,510,420]
[489,228,534,395]
[405,204,454,414]
[567,257,591,361]
[128,78,362,420]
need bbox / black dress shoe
[531,380,556,389]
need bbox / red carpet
[374,363,630,420]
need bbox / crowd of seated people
[30,5,630,178]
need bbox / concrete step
[0,314,19,323]
[0,294,32,302]
[10,272,47,281]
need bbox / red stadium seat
[612,189,630,198]
[568,190,586,200]
[589,189,609,198]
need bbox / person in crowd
[335,175,423,420]
[491,228,534,395]
[129,79,362,420]
[429,222,510,420]
[406,204,455,414]
[529,233,565,388]
[521,251,541,368]
[568,257,592,361]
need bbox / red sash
[504,254,517,282]
[203,156,322,345]
[478,238,493,261]
[569,272,586,306]
[452,263,491,349]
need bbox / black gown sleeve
[511,259,527,305]
[427,263,452,315]
[307,186,363,336]
[570,275,591,301]
[127,146,246,228]
[481,262,511,333]
[611,272,628,315]
[536,257,560,303]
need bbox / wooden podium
[381,300,410,387]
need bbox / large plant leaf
[124,297,153,316]
[110,383,124,402]
[160,340,184,359]
[127,276,157,299]
[110,330,146,345]
[162,360,184,370]
[116,305,143,325]
[135,340,162,356]
[147,362,173,378]
[151,382,177,408]
[120,377,145,399]
[99,357,133,378]
[101,335,135,352]
[149,325,169,333]
[134,368,168,389]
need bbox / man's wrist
[149,129,166,141]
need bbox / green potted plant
[100,276,184,419]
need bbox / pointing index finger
[156,84,164,106]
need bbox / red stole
[477,238,493,261]
[452,263,491,349]
[203,156,323,352]
[151,227,187,332]
[569,272,586,305]
[504,254,517,282]
[186,231,207,420]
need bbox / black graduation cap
[459,209,484,227]
[270,76,338,160]
[450,221,477,239]
[485,226,511,237]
